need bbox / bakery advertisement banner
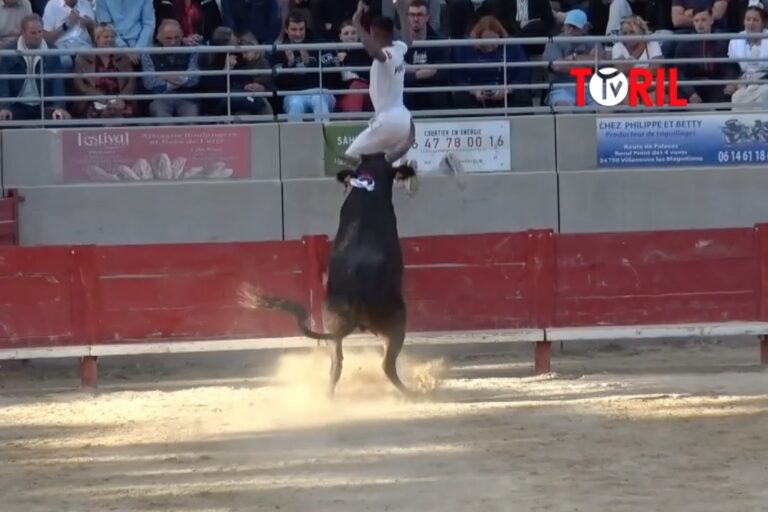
[61,126,252,183]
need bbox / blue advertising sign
[597,114,768,168]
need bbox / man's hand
[414,68,436,80]
[165,75,184,86]
[244,82,265,92]
[0,109,12,121]
[52,108,71,120]
[182,34,203,46]
[353,0,366,25]
[66,8,80,27]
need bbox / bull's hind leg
[381,312,411,396]
[323,307,346,396]
[328,339,344,397]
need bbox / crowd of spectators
[1,0,768,123]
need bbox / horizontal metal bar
[3,31,768,59]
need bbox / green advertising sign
[322,123,367,176]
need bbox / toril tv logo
[569,67,688,107]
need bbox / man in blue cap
[543,9,606,106]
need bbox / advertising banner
[597,114,768,168]
[323,119,512,175]
[61,126,252,182]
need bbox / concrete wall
[4,112,768,246]
[17,181,284,245]
[556,113,768,233]
[282,172,559,240]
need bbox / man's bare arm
[394,0,411,47]
[353,0,387,62]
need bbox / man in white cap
[543,9,606,106]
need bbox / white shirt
[42,0,95,49]
[728,30,768,77]
[611,41,663,68]
[369,40,408,113]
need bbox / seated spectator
[272,10,336,121]
[0,0,33,45]
[280,0,311,28]
[221,0,280,46]
[141,19,201,117]
[611,15,664,104]
[0,14,70,121]
[381,0,441,33]
[42,0,95,70]
[96,0,155,66]
[71,23,136,118]
[237,31,275,114]
[154,0,222,45]
[674,6,739,103]
[199,27,273,117]
[403,0,450,111]
[543,9,604,106]
[332,20,372,113]
[728,1,768,108]
[452,15,531,109]
[611,14,663,74]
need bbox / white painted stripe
[89,329,544,357]
[0,329,544,360]
[545,322,768,341]
[0,345,90,360]
[4,322,765,361]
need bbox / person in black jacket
[272,10,336,120]
[154,0,223,44]
[402,0,450,111]
[674,6,740,103]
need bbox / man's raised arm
[394,0,411,47]
[353,0,387,62]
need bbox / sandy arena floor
[0,337,767,512]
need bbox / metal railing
[2,31,768,127]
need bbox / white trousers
[345,107,414,162]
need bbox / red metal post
[755,224,768,320]
[79,356,98,389]
[534,341,552,374]
[302,235,330,332]
[72,246,101,390]
[526,229,557,327]
[755,224,768,367]
[527,229,557,374]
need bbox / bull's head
[336,154,417,198]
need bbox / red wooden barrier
[0,190,19,246]
[553,227,761,326]
[2,225,768,388]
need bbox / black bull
[240,153,417,396]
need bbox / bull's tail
[238,283,354,341]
